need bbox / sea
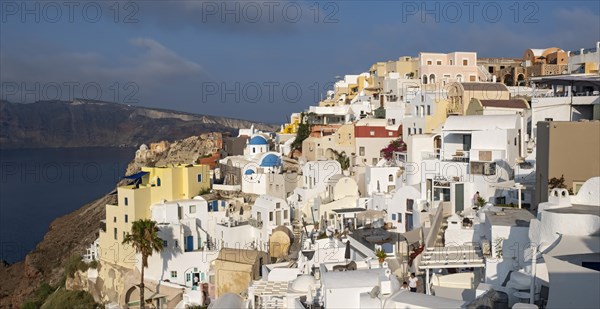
[0,147,135,264]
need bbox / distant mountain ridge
[0,99,278,149]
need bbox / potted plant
[375,248,387,264]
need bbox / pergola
[419,245,486,295]
[247,280,292,309]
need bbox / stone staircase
[287,219,304,262]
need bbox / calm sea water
[0,147,135,263]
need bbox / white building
[320,268,400,309]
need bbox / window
[189,205,196,213]
[370,130,375,136]
[276,202,281,209]
[124,197,128,206]
[284,210,288,219]
[163,240,168,247]
[470,162,497,175]
[463,59,468,65]
[389,174,394,182]
[269,212,273,221]
[253,147,256,153]
[113,216,117,223]
[407,199,414,211]
[372,158,379,165]
[359,147,365,156]
[175,240,178,248]
[436,60,442,65]
[392,213,397,220]
[114,228,118,240]
[186,273,191,282]
[124,215,128,223]
[427,60,432,65]
[397,213,402,223]
[171,271,177,279]
[156,177,161,186]
[197,174,203,183]
[450,60,453,65]
[388,131,393,136]
[427,105,431,115]
[419,128,423,134]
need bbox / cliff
[0,192,116,308]
[0,123,278,307]
[0,99,278,149]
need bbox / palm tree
[122,219,164,309]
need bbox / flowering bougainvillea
[381,138,407,161]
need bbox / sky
[1,0,599,123]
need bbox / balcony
[248,218,263,229]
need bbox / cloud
[0,38,206,103]
[128,0,335,35]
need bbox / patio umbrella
[345,240,351,262]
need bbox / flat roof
[444,114,519,131]
[333,207,367,213]
[486,208,535,227]
[480,99,529,109]
[321,268,386,289]
[545,204,600,216]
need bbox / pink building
[419,52,481,85]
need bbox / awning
[402,227,423,245]
[123,171,149,180]
[535,75,600,87]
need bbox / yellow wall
[99,165,210,269]
[424,98,450,133]
[336,123,355,148]
[466,98,484,115]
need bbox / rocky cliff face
[0,100,278,149]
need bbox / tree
[290,112,315,157]
[328,149,350,171]
[548,175,567,190]
[381,138,407,161]
[375,248,387,264]
[122,219,164,309]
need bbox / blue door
[186,236,194,252]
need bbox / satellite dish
[369,286,380,299]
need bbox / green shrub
[89,260,98,269]
[41,289,100,309]
[21,283,58,309]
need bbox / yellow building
[99,164,210,269]
[446,82,510,115]
[280,113,301,134]
[424,97,451,133]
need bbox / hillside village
[77,43,600,309]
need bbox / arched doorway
[429,74,436,84]
[503,74,514,86]
[456,74,463,82]
[422,75,428,84]
[516,74,525,86]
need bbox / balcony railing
[248,218,263,229]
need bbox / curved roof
[260,153,281,167]
[248,135,268,145]
[244,169,255,175]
